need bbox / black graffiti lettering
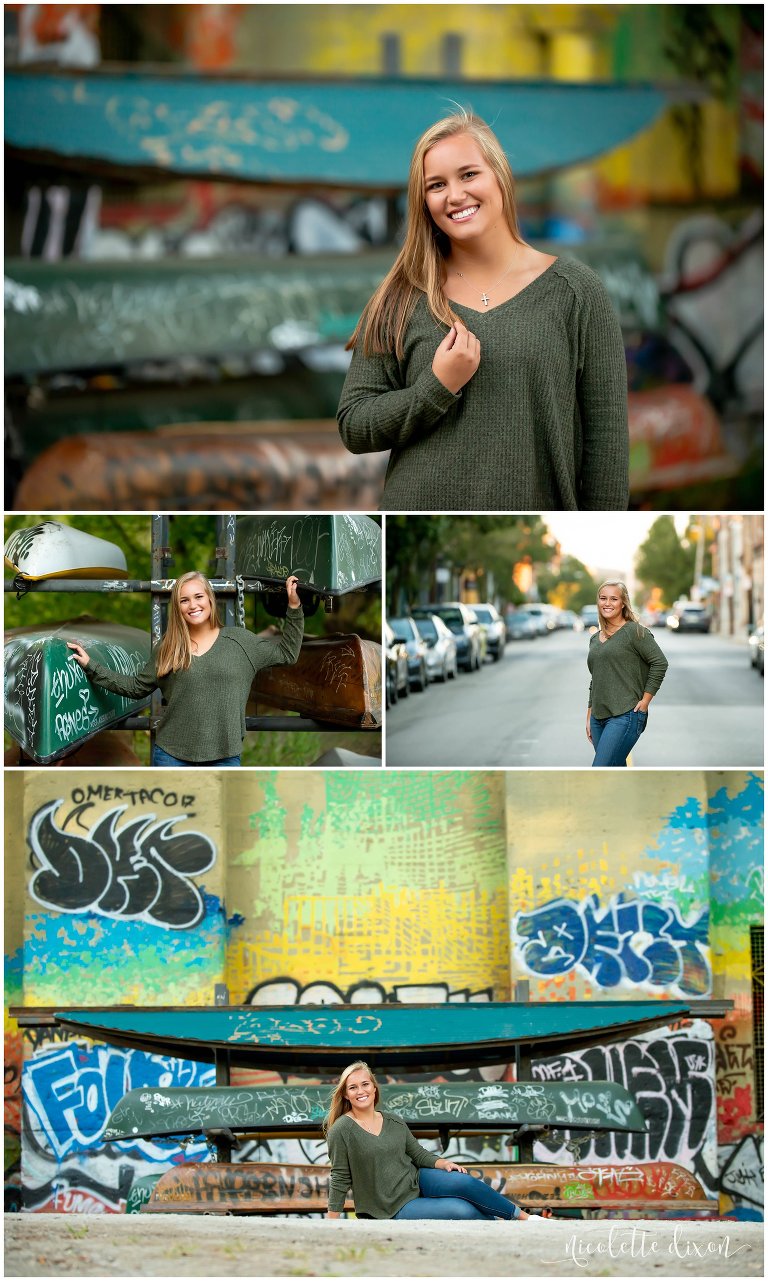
[531,1032,717,1194]
[70,783,198,811]
[28,800,216,930]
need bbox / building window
[750,924,764,1122]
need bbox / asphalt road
[385,629,764,769]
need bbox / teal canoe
[52,1001,690,1070]
[5,71,668,187]
[236,514,381,594]
[4,618,152,763]
[104,1081,647,1143]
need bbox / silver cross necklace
[454,253,518,308]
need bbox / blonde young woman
[325,1061,552,1221]
[67,572,303,767]
[587,580,668,767]
[337,111,629,512]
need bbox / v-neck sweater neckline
[445,257,559,317]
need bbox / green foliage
[242,730,380,767]
[538,555,599,612]
[386,515,553,611]
[635,516,696,607]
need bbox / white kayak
[4,520,128,580]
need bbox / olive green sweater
[84,608,303,762]
[327,1112,438,1218]
[337,257,629,511]
[588,622,668,719]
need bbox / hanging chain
[564,1130,598,1159]
[235,575,246,628]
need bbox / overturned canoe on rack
[236,514,381,594]
[104,1081,646,1143]
[47,1001,691,1070]
[12,424,388,512]
[139,1161,715,1215]
[252,634,381,727]
[5,71,668,189]
[4,617,151,764]
[4,520,128,581]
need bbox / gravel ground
[4,1215,763,1278]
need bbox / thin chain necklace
[454,253,518,308]
[353,1110,380,1133]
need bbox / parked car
[748,623,764,676]
[556,609,580,630]
[472,603,506,662]
[413,613,459,682]
[388,616,429,692]
[666,604,711,633]
[385,623,409,707]
[525,604,557,636]
[580,604,600,635]
[505,609,538,641]
[412,603,482,672]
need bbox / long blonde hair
[597,580,644,634]
[156,572,221,677]
[348,110,523,358]
[323,1060,381,1135]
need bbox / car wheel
[401,675,410,698]
[387,671,397,708]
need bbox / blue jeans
[393,1168,521,1220]
[590,710,647,767]
[152,745,241,768]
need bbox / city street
[386,629,764,768]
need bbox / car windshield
[415,619,437,640]
[390,617,413,639]
[473,608,494,623]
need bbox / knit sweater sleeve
[84,654,157,699]
[575,271,630,511]
[403,1123,439,1170]
[337,330,461,454]
[634,625,669,694]
[327,1123,353,1213]
[232,606,304,675]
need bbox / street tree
[635,516,696,606]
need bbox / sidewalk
[4,1214,763,1278]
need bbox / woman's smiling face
[344,1068,376,1111]
[178,578,212,628]
[423,133,504,243]
[598,584,625,624]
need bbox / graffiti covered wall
[226,770,508,1003]
[506,770,764,1216]
[708,771,765,1219]
[5,769,763,1214]
[12,771,226,1211]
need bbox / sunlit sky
[544,513,692,584]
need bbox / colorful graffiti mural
[512,893,710,996]
[5,769,763,1215]
[531,1021,717,1194]
[28,801,217,929]
[22,1038,214,1213]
